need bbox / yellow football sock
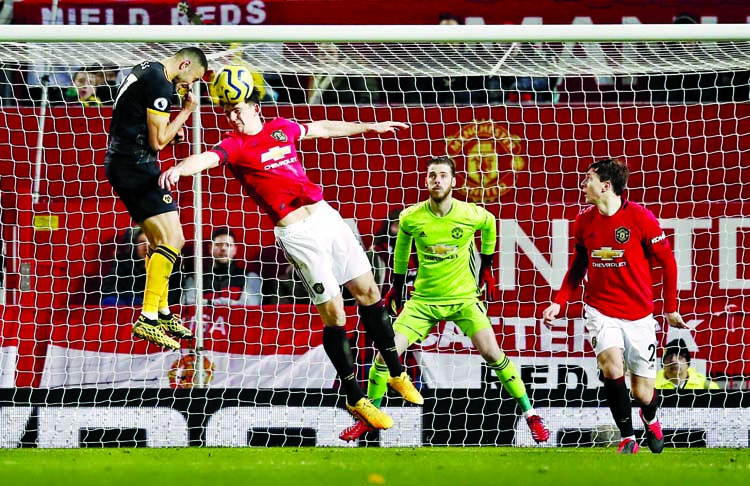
[488,353,533,413]
[159,272,172,314]
[143,245,179,316]
[144,247,172,314]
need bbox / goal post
[0,24,748,448]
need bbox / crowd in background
[1,10,749,107]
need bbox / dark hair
[71,68,89,80]
[588,158,630,196]
[116,226,146,261]
[246,86,262,105]
[674,12,698,24]
[438,12,462,24]
[211,226,236,241]
[76,64,103,75]
[175,47,208,71]
[426,156,456,176]
[663,338,691,363]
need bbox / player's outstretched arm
[159,151,221,190]
[304,120,408,139]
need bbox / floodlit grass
[1,447,748,486]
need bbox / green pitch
[1,448,748,486]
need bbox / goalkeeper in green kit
[340,156,550,443]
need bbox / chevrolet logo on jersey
[261,146,292,162]
[425,244,458,256]
[591,247,624,261]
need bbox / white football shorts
[584,304,658,379]
[273,202,371,305]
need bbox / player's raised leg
[345,271,422,405]
[340,331,412,442]
[135,212,190,348]
[140,213,193,340]
[317,293,393,430]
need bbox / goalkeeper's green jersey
[394,199,497,303]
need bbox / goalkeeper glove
[479,253,497,301]
[385,273,406,317]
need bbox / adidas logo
[419,231,427,237]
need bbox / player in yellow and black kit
[105,47,207,350]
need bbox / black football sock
[359,300,403,377]
[638,389,659,423]
[322,326,365,406]
[603,376,634,438]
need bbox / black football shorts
[105,159,177,223]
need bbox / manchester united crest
[615,226,630,244]
[168,351,215,389]
[446,120,527,203]
[271,130,288,142]
[451,227,463,239]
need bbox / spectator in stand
[655,338,720,390]
[507,74,557,104]
[307,43,380,105]
[23,65,69,105]
[382,13,482,105]
[101,227,183,307]
[95,64,121,105]
[65,68,102,107]
[258,245,311,305]
[182,227,262,306]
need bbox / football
[212,64,255,105]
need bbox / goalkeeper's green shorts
[393,298,492,345]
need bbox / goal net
[0,24,749,449]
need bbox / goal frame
[1,23,750,43]
[0,23,748,447]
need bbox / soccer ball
[212,65,255,105]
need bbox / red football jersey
[555,200,677,320]
[209,118,324,224]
